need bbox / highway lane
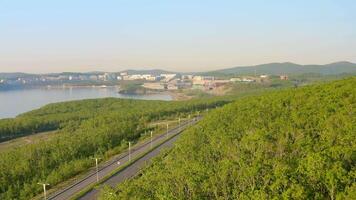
[79,128,183,200]
[48,117,199,200]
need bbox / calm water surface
[0,87,172,119]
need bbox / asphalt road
[79,129,183,200]
[48,117,199,200]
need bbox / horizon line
[0,60,355,75]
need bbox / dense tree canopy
[0,98,228,199]
[0,97,229,141]
[101,77,355,200]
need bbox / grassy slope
[102,77,356,200]
[0,130,57,153]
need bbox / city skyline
[1,0,356,73]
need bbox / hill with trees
[201,61,356,76]
[0,98,229,199]
[102,77,356,200]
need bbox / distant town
[2,61,355,94]
[0,70,290,93]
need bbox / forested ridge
[0,99,106,141]
[0,98,228,199]
[101,77,356,200]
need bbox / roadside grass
[0,130,58,153]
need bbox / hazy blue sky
[0,0,355,73]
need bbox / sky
[0,0,355,73]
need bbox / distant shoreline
[0,84,122,91]
[45,84,119,89]
[0,83,194,101]
[0,87,174,119]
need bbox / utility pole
[37,183,49,200]
[92,158,100,182]
[128,142,131,162]
[150,131,153,149]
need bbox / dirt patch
[166,91,192,100]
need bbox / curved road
[48,117,200,200]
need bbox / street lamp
[166,123,169,138]
[37,183,49,200]
[92,157,101,182]
[150,131,153,149]
[128,142,131,162]
[178,117,181,131]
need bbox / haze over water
[0,87,172,119]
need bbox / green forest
[100,77,356,200]
[0,98,228,199]
[0,99,106,141]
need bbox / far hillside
[103,77,356,200]
[201,61,356,76]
